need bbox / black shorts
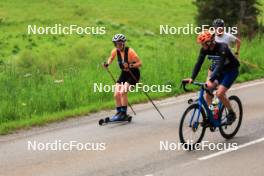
[216,68,239,89]
[117,68,140,85]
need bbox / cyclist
[206,19,241,94]
[213,18,241,57]
[184,30,240,125]
[203,19,240,100]
[104,34,142,120]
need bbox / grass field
[0,0,263,134]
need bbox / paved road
[1,79,264,176]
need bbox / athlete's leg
[205,69,213,105]
[216,69,239,124]
[120,82,130,107]
[205,78,218,106]
[114,83,122,114]
[216,85,233,111]
[117,82,131,118]
[217,69,239,111]
[205,92,213,106]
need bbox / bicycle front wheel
[179,104,206,149]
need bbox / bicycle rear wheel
[179,104,206,149]
[219,95,243,139]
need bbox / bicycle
[179,80,243,149]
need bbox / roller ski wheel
[105,117,110,123]
[127,115,132,122]
[98,117,110,126]
[98,119,105,126]
[98,113,132,126]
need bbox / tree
[193,0,262,38]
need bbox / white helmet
[112,34,127,43]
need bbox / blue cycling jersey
[191,42,240,82]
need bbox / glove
[129,63,134,68]
[182,78,193,84]
[123,63,129,69]
[234,52,239,58]
[129,62,136,68]
[103,62,109,68]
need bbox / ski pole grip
[103,62,109,68]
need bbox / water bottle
[213,107,219,120]
[212,97,219,120]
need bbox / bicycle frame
[189,83,224,128]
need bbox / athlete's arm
[191,48,206,80]
[107,56,114,65]
[229,33,241,56]
[106,49,116,66]
[235,38,241,55]
[128,48,142,68]
[130,56,142,68]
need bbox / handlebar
[181,80,206,92]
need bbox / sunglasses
[203,41,212,46]
[115,41,124,45]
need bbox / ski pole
[103,64,136,115]
[240,59,264,70]
[127,68,165,120]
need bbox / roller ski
[98,112,132,126]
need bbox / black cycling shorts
[217,69,239,89]
[117,68,140,85]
